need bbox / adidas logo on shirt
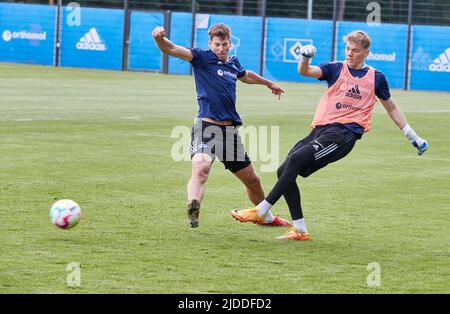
[76,28,106,51]
[429,48,450,72]
[345,84,362,99]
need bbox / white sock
[257,199,273,217]
[263,210,275,223]
[293,218,307,232]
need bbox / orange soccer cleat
[230,208,264,224]
[230,208,292,227]
[275,228,310,240]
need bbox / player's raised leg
[231,164,291,226]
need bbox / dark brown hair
[208,23,231,41]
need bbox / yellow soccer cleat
[276,228,310,240]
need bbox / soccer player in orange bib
[231,30,429,240]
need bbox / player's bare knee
[192,164,210,183]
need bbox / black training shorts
[190,119,251,173]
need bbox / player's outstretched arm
[238,71,285,99]
[151,26,193,62]
[298,44,322,78]
[380,98,429,155]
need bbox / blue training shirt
[190,48,247,125]
[318,61,391,135]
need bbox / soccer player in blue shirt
[152,23,289,228]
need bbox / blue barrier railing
[168,12,192,75]
[264,17,333,83]
[59,7,124,70]
[0,3,56,66]
[193,14,263,75]
[410,25,450,92]
[0,3,448,92]
[128,11,164,71]
[336,21,408,89]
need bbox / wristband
[300,55,311,62]
[401,123,418,142]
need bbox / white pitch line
[134,133,169,138]
[400,155,450,162]
[121,116,142,120]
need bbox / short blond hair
[344,30,371,49]
[208,23,231,41]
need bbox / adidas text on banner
[76,28,106,51]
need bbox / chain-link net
[4,0,450,25]
[1,0,449,91]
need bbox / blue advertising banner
[60,7,123,70]
[0,3,56,65]
[168,12,192,75]
[264,18,333,83]
[410,25,450,92]
[128,11,164,71]
[337,21,408,89]
[194,14,263,73]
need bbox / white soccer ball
[49,199,81,229]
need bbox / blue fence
[128,11,164,71]
[0,3,56,66]
[60,7,124,70]
[264,17,333,83]
[336,21,408,89]
[0,2,449,92]
[410,25,450,92]
[168,12,192,75]
[194,14,263,74]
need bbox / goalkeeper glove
[411,137,428,156]
[402,123,429,155]
[300,45,317,59]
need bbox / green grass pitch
[0,63,448,293]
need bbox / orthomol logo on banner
[366,51,396,62]
[2,30,47,42]
[76,28,106,51]
[283,38,313,62]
